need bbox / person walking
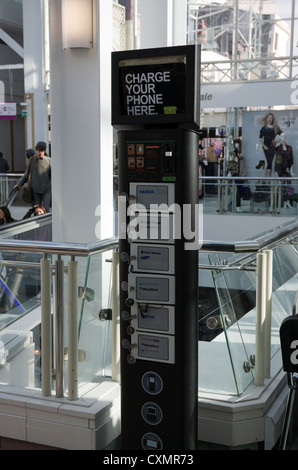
[15,141,51,211]
[0,152,9,173]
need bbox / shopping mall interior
[0,0,298,451]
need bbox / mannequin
[205,143,219,194]
[259,112,282,177]
[275,133,294,208]
[227,139,247,212]
[275,133,293,176]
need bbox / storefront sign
[0,102,17,120]
[201,80,295,109]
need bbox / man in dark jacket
[15,141,51,211]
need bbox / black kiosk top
[111,45,200,130]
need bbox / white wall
[49,0,113,243]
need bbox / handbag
[22,183,33,204]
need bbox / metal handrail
[0,236,118,257]
[201,176,298,181]
[0,217,296,256]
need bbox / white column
[49,0,113,243]
[22,0,48,148]
[138,0,187,48]
[172,0,187,46]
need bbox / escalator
[0,187,52,327]
[0,190,52,387]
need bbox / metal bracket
[78,286,95,302]
[99,308,112,321]
[64,347,86,362]
[243,354,255,373]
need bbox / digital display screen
[135,184,169,207]
[137,246,169,271]
[119,58,186,117]
[138,305,170,331]
[138,334,169,361]
[136,276,169,302]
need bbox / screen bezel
[111,45,200,129]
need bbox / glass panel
[199,253,237,395]
[0,236,115,397]
[199,238,298,397]
[199,251,255,396]
[0,248,47,389]
[199,176,298,217]
[292,19,298,79]
[0,176,18,206]
[0,68,24,104]
[62,249,114,394]
[0,250,45,328]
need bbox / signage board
[112,45,200,129]
[0,102,16,120]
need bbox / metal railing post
[112,250,120,382]
[264,249,273,378]
[41,254,52,396]
[269,181,274,213]
[55,255,64,397]
[255,252,267,386]
[68,256,78,400]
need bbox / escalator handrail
[0,212,52,238]
[5,186,19,208]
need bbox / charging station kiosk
[112,45,200,450]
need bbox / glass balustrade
[114,174,298,218]
[199,235,298,397]
[0,224,118,397]
[71,249,114,389]
[199,177,298,217]
[0,201,296,401]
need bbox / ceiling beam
[0,27,23,58]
